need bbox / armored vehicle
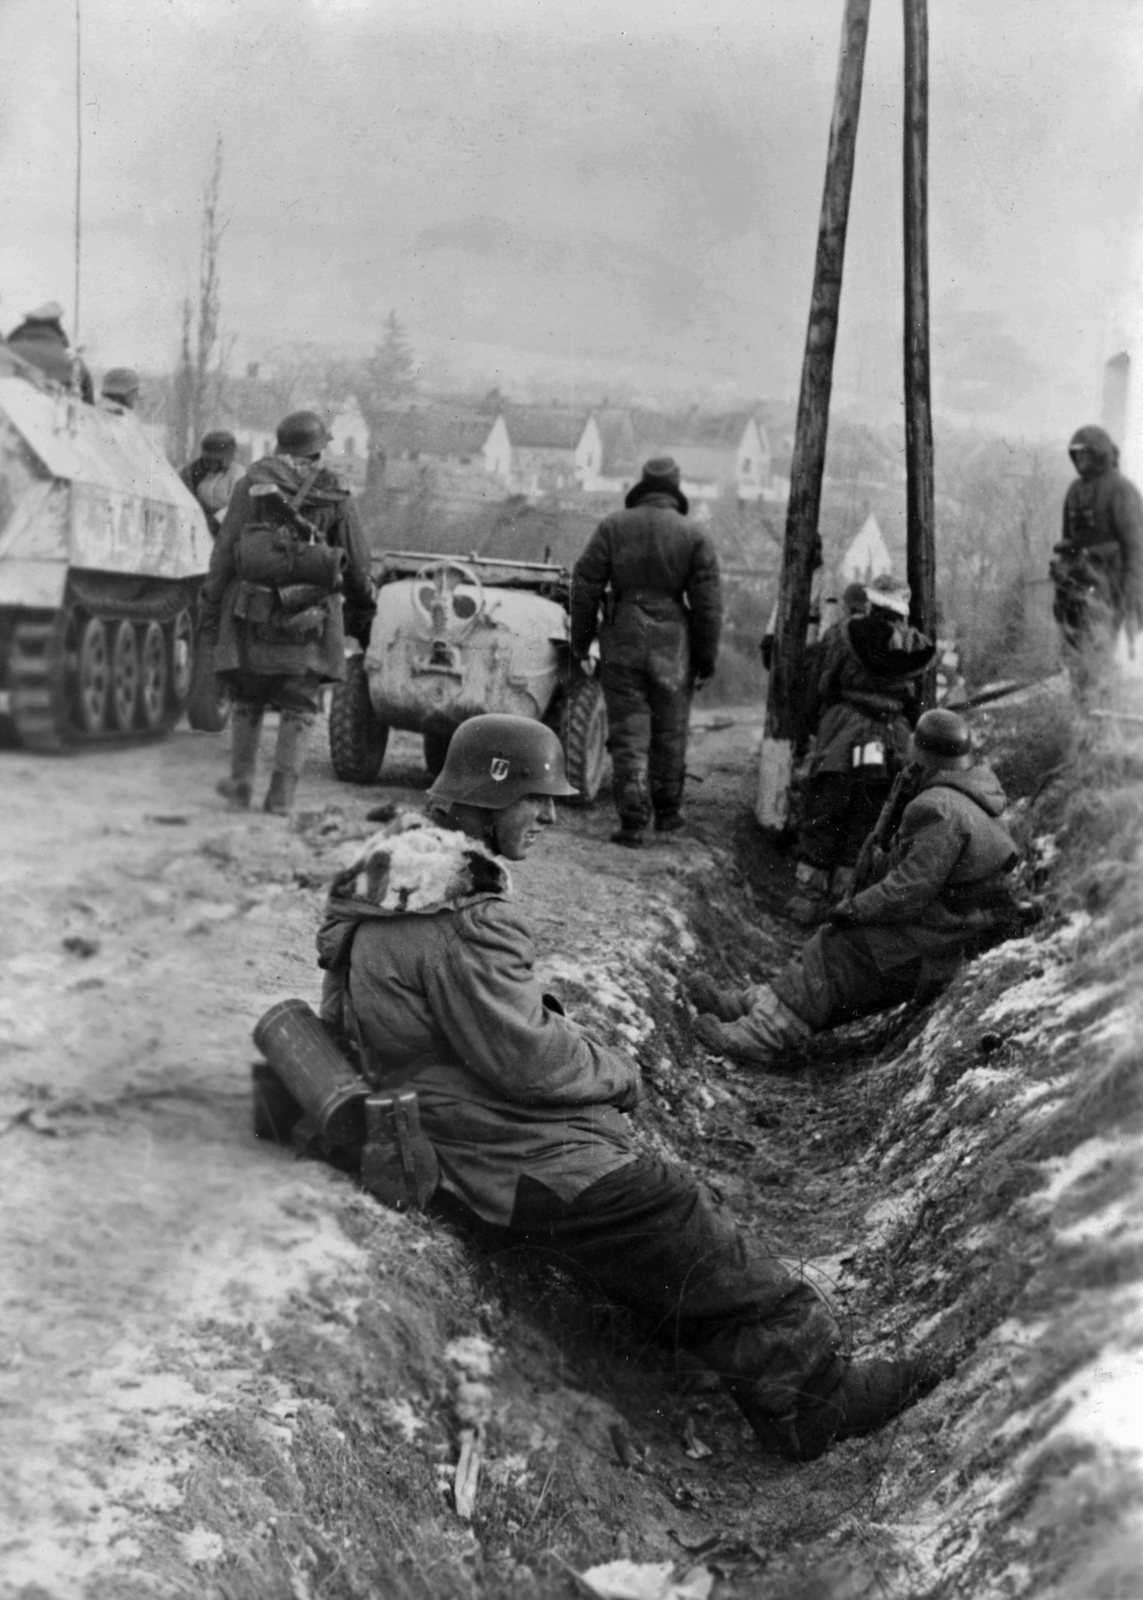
[329,550,609,803]
[0,359,224,748]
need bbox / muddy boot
[653,809,686,834]
[611,824,645,848]
[692,984,812,1068]
[263,709,314,816]
[744,1351,944,1463]
[216,703,263,808]
[685,970,752,1023]
[785,862,833,927]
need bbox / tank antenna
[73,0,83,340]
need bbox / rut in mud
[0,690,1140,1600]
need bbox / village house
[216,374,371,488]
[629,410,772,503]
[502,407,600,494]
[370,404,511,499]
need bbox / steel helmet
[101,365,140,401]
[428,714,578,810]
[911,708,972,763]
[276,410,331,457]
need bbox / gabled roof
[372,404,496,460]
[628,408,759,456]
[503,406,590,450]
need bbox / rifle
[852,762,922,892]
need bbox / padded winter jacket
[201,455,374,682]
[570,494,722,678]
[806,614,933,778]
[1059,425,1143,629]
[847,763,1017,929]
[316,814,641,1225]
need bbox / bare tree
[170,136,228,465]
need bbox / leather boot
[685,970,752,1023]
[216,703,263,808]
[730,1351,943,1463]
[611,823,645,848]
[692,984,812,1067]
[785,862,833,927]
[263,709,313,815]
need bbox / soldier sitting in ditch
[690,709,1021,1069]
[311,713,941,1463]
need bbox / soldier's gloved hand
[196,596,220,640]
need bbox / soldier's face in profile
[492,794,557,860]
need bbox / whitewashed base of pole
[755,736,793,830]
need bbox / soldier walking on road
[198,410,376,815]
[1051,425,1143,703]
[312,713,941,1461]
[570,458,721,847]
[690,710,1022,1069]
[181,431,244,538]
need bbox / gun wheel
[550,673,609,806]
[329,654,388,782]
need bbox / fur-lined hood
[317,811,510,972]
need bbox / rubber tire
[555,674,609,806]
[422,725,452,779]
[73,615,110,735]
[186,636,232,733]
[329,654,388,782]
[137,621,169,730]
[108,620,140,732]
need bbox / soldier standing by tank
[181,431,244,539]
[689,709,1021,1068]
[197,410,376,814]
[570,457,721,846]
[6,302,94,401]
[1051,425,1143,703]
[787,575,934,924]
[311,712,940,1461]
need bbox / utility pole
[903,0,936,684]
[756,0,872,829]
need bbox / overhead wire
[73,0,83,341]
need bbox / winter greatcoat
[316,812,841,1417]
[1057,424,1143,633]
[570,495,722,824]
[200,455,374,703]
[776,761,1019,1029]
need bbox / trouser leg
[504,1157,839,1420]
[217,701,264,807]
[647,676,692,824]
[600,662,652,833]
[772,927,921,1032]
[264,707,316,814]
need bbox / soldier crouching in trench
[689,709,1022,1069]
[308,713,940,1462]
[197,410,376,814]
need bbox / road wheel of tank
[72,615,111,735]
[168,609,195,711]
[137,621,169,730]
[186,637,232,733]
[108,621,141,732]
[422,725,452,779]
[556,674,609,806]
[329,654,388,782]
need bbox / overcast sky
[1,0,1140,438]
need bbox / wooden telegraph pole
[903,0,937,682]
[756,0,873,829]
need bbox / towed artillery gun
[0,358,225,747]
[329,550,610,804]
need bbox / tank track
[7,580,198,751]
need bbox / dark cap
[101,366,140,400]
[624,456,688,515]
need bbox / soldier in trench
[314,713,941,1462]
[689,709,1022,1069]
[570,457,722,847]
